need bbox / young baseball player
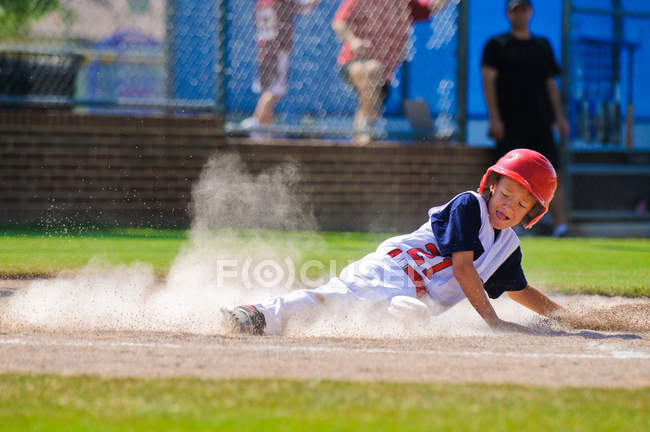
[228,148,572,335]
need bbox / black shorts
[496,124,561,170]
[340,61,391,106]
[256,47,289,96]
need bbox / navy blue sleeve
[430,193,484,259]
[483,247,528,299]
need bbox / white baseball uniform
[256,191,525,334]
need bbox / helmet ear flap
[480,172,500,202]
[522,202,544,229]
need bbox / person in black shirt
[481,0,571,237]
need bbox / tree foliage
[0,0,60,38]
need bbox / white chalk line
[1,337,648,360]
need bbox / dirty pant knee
[256,278,354,334]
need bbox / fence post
[216,0,228,118]
[561,0,573,224]
[164,0,177,101]
[456,0,469,144]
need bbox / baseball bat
[625,103,633,149]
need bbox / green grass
[1,227,649,296]
[0,228,187,277]
[1,232,648,429]
[520,237,650,297]
[0,374,647,432]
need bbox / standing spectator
[333,0,449,145]
[241,0,319,137]
[481,0,571,237]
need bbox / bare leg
[253,90,281,126]
[550,175,569,236]
[347,60,385,144]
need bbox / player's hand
[491,319,535,334]
[549,309,600,330]
[429,0,451,13]
[554,116,571,138]
[349,36,371,55]
[488,119,505,141]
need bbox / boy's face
[487,177,537,230]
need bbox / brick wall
[0,110,492,232]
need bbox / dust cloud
[553,297,650,333]
[190,154,316,232]
[2,154,318,334]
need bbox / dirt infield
[1,280,649,388]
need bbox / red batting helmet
[478,148,557,228]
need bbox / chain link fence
[225,0,461,141]
[0,0,462,140]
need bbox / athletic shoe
[226,305,266,335]
[239,117,272,140]
[552,224,570,238]
[239,117,258,129]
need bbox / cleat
[226,305,266,335]
[552,224,570,238]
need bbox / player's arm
[331,22,369,55]
[331,18,352,43]
[452,250,530,332]
[507,285,563,317]
[332,0,355,41]
[332,0,369,53]
[481,66,504,141]
[546,78,570,138]
[507,285,579,326]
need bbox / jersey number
[388,243,452,298]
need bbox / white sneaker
[239,117,258,130]
[552,224,569,238]
[239,117,272,140]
